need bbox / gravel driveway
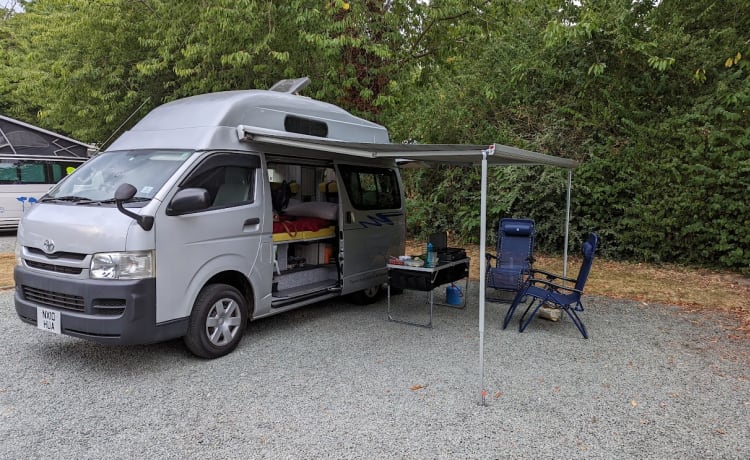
[0,272,748,459]
[0,230,16,253]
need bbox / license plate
[37,307,61,334]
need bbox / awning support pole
[563,169,572,278]
[478,145,493,406]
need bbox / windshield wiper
[40,195,97,204]
[99,197,151,204]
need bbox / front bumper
[14,266,188,345]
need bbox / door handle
[243,217,260,226]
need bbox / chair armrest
[485,253,497,262]
[528,268,557,279]
[528,277,583,295]
[528,268,576,284]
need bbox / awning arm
[478,144,493,406]
[563,170,572,279]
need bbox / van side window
[181,154,259,209]
[338,165,401,210]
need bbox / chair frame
[503,233,599,339]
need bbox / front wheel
[184,284,248,359]
[350,284,382,305]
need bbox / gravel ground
[0,230,16,253]
[1,263,748,460]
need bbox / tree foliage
[389,0,750,273]
[1,0,748,273]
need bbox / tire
[350,284,382,305]
[389,286,404,296]
[184,284,248,359]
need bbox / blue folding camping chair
[503,232,599,338]
[485,218,536,301]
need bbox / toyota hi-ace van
[14,78,406,358]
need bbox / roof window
[284,115,328,138]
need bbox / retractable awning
[239,124,578,406]
[238,125,578,169]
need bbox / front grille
[26,247,87,260]
[22,286,85,312]
[93,298,126,316]
[26,260,83,275]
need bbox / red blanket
[273,216,332,235]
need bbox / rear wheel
[350,284,382,305]
[184,284,247,359]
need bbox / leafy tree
[0,0,31,117]
[2,0,441,140]
[387,0,749,273]
[1,0,748,272]
[3,0,165,142]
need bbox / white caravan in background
[0,114,92,229]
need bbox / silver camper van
[14,78,405,358]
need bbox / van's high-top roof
[107,89,389,152]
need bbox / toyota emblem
[42,239,55,254]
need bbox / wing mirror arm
[114,183,154,231]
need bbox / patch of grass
[0,253,14,289]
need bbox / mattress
[272,226,335,243]
[272,216,335,243]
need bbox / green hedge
[403,115,750,275]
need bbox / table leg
[386,282,433,329]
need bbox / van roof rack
[269,77,311,94]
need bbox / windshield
[45,149,194,202]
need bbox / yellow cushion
[272,226,336,243]
[318,181,338,193]
[270,181,299,194]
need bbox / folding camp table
[386,257,470,328]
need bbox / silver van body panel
[333,160,405,295]
[110,126,246,153]
[152,152,268,323]
[19,204,148,255]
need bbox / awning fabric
[238,125,578,169]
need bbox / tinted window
[0,159,85,185]
[338,165,401,210]
[284,115,328,137]
[19,163,45,183]
[0,162,18,183]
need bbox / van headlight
[90,251,154,279]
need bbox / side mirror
[114,183,137,201]
[166,188,211,215]
[114,183,154,231]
